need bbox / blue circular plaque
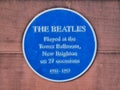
[23,8,97,82]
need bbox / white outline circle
[22,8,97,82]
